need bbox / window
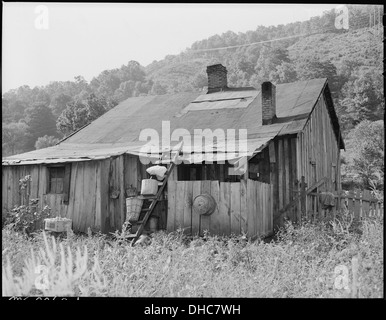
[49,167,65,194]
[47,164,71,204]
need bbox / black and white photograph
[2,3,384,303]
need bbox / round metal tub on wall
[193,193,217,216]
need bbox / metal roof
[3,78,343,166]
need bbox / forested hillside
[2,5,383,191]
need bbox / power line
[190,32,318,53]
[190,10,383,54]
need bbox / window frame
[46,164,71,204]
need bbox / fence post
[348,190,355,215]
[354,190,361,220]
[362,190,370,218]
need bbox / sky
[2,3,341,92]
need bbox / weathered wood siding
[263,93,341,227]
[298,92,341,214]
[2,154,167,234]
[250,135,298,227]
[2,161,101,233]
[2,164,46,211]
[167,180,273,238]
[100,154,167,232]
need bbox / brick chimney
[206,64,228,93]
[261,81,277,125]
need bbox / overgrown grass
[2,211,383,298]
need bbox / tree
[150,81,167,95]
[295,57,340,93]
[2,122,29,156]
[56,93,116,136]
[118,60,146,83]
[341,120,384,190]
[3,100,28,123]
[270,62,298,84]
[114,80,136,101]
[24,103,59,151]
[339,69,384,127]
[255,47,292,82]
[56,100,89,136]
[50,93,73,117]
[35,135,60,149]
[191,71,207,90]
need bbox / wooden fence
[278,176,383,223]
[306,190,384,221]
[166,179,273,238]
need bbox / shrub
[3,202,52,235]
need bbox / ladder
[127,142,183,246]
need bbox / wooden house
[2,64,344,237]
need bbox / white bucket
[141,179,158,195]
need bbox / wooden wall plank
[66,163,76,223]
[127,155,138,192]
[108,159,115,231]
[200,180,211,235]
[76,162,86,232]
[95,161,102,230]
[2,168,9,211]
[266,183,270,235]
[191,181,201,235]
[29,166,39,200]
[38,166,47,211]
[290,138,296,220]
[102,159,111,232]
[11,167,18,209]
[85,162,97,231]
[209,181,221,235]
[166,180,176,232]
[256,180,262,236]
[217,182,230,235]
[278,139,284,213]
[247,179,255,238]
[119,156,125,229]
[114,157,121,229]
[78,162,87,232]
[261,183,266,236]
[80,162,90,232]
[270,184,274,234]
[175,181,186,230]
[230,182,241,235]
[272,140,279,227]
[183,181,193,234]
[284,138,290,217]
[240,179,247,235]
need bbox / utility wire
[190,18,382,54]
[190,32,320,53]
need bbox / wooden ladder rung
[138,195,157,200]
